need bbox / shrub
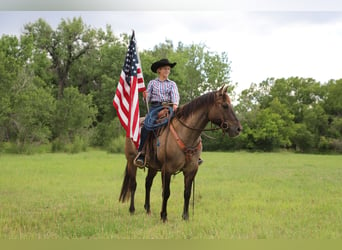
[69,135,88,154]
[107,136,126,153]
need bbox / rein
[175,116,232,136]
[169,122,202,161]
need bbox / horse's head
[208,85,242,137]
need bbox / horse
[119,85,242,222]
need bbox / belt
[151,101,169,105]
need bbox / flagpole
[133,29,149,113]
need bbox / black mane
[175,91,216,119]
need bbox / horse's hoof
[160,212,168,222]
[144,204,151,215]
[182,214,189,221]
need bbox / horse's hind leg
[182,169,198,220]
[160,170,171,222]
[120,137,138,214]
[129,173,137,214]
[144,168,157,214]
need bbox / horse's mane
[175,91,216,119]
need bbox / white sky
[1,1,342,94]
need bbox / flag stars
[120,35,141,85]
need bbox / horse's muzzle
[226,124,242,137]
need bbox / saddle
[155,107,171,123]
[138,106,172,168]
[139,106,170,127]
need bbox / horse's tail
[119,137,138,203]
[119,162,137,203]
[119,163,131,202]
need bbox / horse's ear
[218,85,228,95]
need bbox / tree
[241,105,293,151]
[0,35,19,142]
[323,79,342,117]
[24,17,97,98]
[52,87,97,142]
[268,77,322,123]
[320,79,342,152]
[235,77,327,152]
[11,70,56,151]
[0,34,47,146]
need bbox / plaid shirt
[147,78,180,105]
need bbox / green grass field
[0,150,342,239]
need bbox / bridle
[174,116,233,136]
[172,91,237,136]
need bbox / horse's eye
[222,103,229,109]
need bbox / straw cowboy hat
[151,58,177,73]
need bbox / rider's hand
[173,104,178,111]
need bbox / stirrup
[134,152,145,168]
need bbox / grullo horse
[119,85,242,222]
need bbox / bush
[52,133,89,153]
[318,136,332,152]
[90,118,125,147]
[331,139,342,153]
[13,141,33,154]
[0,142,10,153]
[69,135,88,154]
[51,138,66,152]
[2,141,51,154]
[107,136,126,153]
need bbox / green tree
[242,106,292,151]
[24,17,97,98]
[0,34,44,145]
[268,77,323,123]
[321,79,342,152]
[0,35,19,142]
[11,70,56,151]
[291,123,316,152]
[52,87,97,142]
[236,77,332,152]
[323,79,342,116]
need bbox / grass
[0,150,342,239]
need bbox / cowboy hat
[151,58,177,73]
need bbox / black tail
[119,164,132,202]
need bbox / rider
[134,58,203,167]
[134,58,179,167]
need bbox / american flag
[113,31,145,148]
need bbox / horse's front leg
[160,170,171,222]
[144,168,157,214]
[182,169,198,220]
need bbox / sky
[1,1,342,94]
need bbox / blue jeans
[138,104,161,152]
